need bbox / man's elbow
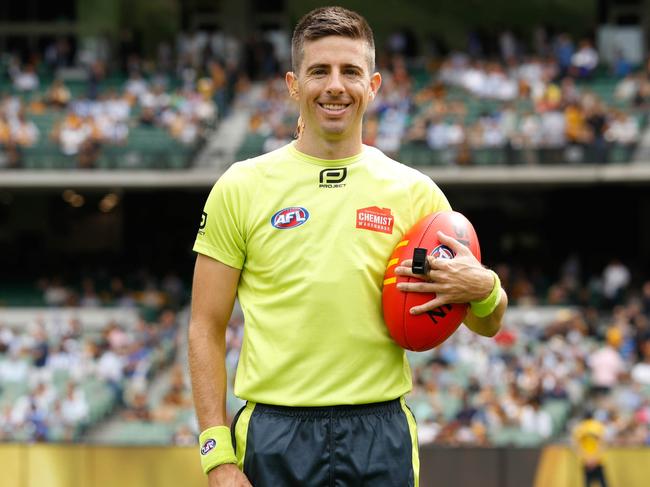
[188,318,221,344]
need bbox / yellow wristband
[470,270,501,318]
[199,426,237,474]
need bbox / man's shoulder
[364,145,433,182]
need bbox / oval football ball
[382,211,481,351]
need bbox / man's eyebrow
[306,63,329,71]
[305,62,365,71]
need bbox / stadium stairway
[194,84,266,169]
[634,120,650,162]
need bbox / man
[572,411,609,487]
[188,7,507,487]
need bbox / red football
[382,211,481,351]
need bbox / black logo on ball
[319,168,347,188]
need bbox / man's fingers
[409,298,447,315]
[397,281,441,292]
[427,255,450,271]
[437,231,470,255]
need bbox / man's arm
[395,230,508,337]
[188,253,251,486]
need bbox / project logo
[319,168,347,188]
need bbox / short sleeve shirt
[194,143,451,406]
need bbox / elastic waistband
[252,398,402,418]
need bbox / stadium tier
[1,265,649,449]
[2,31,650,170]
[233,60,649,167]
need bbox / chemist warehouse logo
[271,207,310,229]
[356,206,394,234]
[319,168,347,189]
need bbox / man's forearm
[188,319,229,429]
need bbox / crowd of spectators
[397,50,646,165]
[0,32,237,169]
[1,258,650,447]
[0,307,182,442]
[0,78,217,169]
[239,31,649,166]
[3,29,649,168]
[35,271,187,310]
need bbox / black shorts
[231,397,420,487]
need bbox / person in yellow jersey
[572,411,609,487]
[188,6,508,487]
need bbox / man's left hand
[394,230,494,315]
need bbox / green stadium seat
[236,133,267,161]
[543,399,571,436]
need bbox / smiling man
[188,6,507,487]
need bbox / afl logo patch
[430,244,454,260]
[201,439,216,455]
[271,207,310,229]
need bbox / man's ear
[369,72,382,100]
[286,71,299,99]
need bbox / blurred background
[1,0,650,486]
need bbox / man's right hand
[208,464,253,487]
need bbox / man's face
[286,36,381,143]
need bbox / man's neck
[294,131,363,160]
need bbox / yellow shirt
[194,143,451,406]
[573,418,606,463]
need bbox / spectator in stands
[631,338,650,385]
[80,278,102,307]
[26,399,49,441]
[611,50,632,79]
[519,395,553,439]
[564,101,589,147]
[41,278,70,307]
[585,101,608,163]
[554,34,575,77]
[614,73,640,104]
[588,327,626,395]
[30,326,49,369]
[96,340,126,402]
[602,258,631,307]
[122,391,151,421]
[0,347,29,383]
[11,64,40,92]
[45,79,72,109]
[604,111,639,161]
[571,39,599,79]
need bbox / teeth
[322,104,347,110]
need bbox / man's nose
[326,70,345,95]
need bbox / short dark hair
[291,6,375,73]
